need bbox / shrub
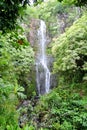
[52,14,87,84]
[29,88,87,130]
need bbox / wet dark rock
[18,97,40,128]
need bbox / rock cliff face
[28,19,51,51]
[28,19,40,47]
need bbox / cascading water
[36,20,50,95]
[29,0,34,5]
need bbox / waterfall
[29,0,34,5]
[36,20,50,95]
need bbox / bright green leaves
[29,88,87,129]
[13,46,34,74]
[52,14,87,72]
[0,27,34,129]
[52,14,87,85]
[34,0,59,37]
[0,78,18,130]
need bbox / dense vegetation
[28,88,87,130]
[0,1,35,129]
[0,0,87,130]
[52,14,87,85]
[0,29,35,129]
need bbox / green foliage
[0,78,19,130]
[24,125,35,130]
[0,0,43,32]
[28,87,87,130]
[37,0,59,37]
[57,0,87,6]
[26,6,39,19]
[0,0,27,32]
[5,124,35,130]
[0,26,34,129]
[0,0,87,129]
[52,14,87,84]
[0,28,34,79]
[24,0,59,37]
[36,0,82,38]
[25,0,82,40]
[54,2,66,14]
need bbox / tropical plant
[28,87,87,130]
[52,14,87,84]
[0,26,34,129]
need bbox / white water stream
[29,0,34,5]
[36,20,50,95]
